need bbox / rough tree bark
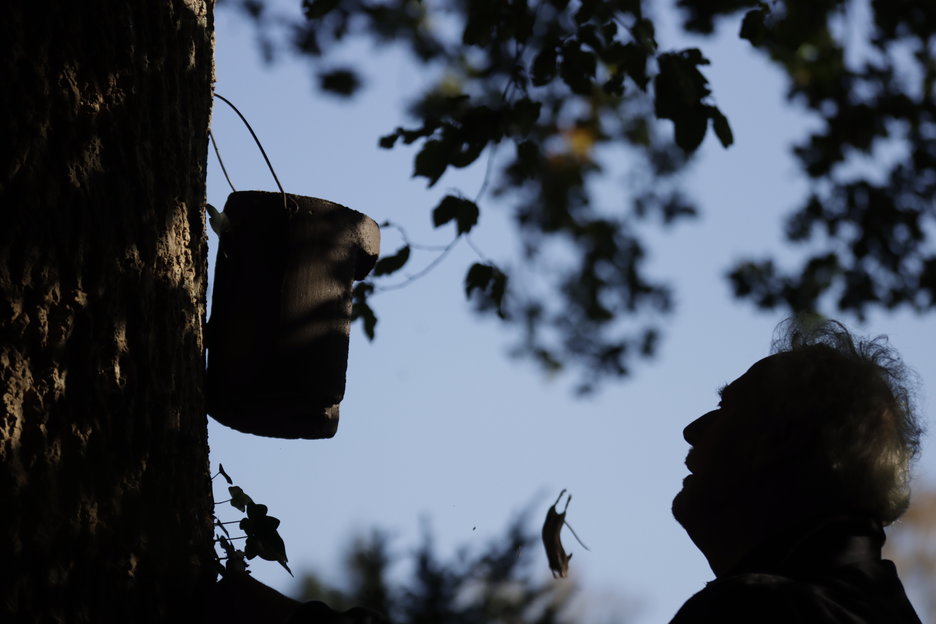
[1,1,217,621]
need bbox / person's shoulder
[669,573,832,623]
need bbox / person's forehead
[722,352,800,399]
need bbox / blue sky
[206,4,935,622]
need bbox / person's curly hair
[769,318,925,524]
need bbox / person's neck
[721,515,883,577]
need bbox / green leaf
[228,486,254,512]
[433,195,479,235]
[246,502,269,520]
[359,303,377,339]
[654,50,714,152]
[603,72,626,96]
[574,0,596,24]
[351,282,377,340]
[631,18,657,53]
[465,263,494,297]
[577,23,602,53]
[465,263,508,318]
[217,535,236,559]
[303,0,341,19]
[251,529,289,564]
[242,510,292,575]
[740,6,768,46]
[614,42,649,91]
[206,203,231,236]
[654,50,711,118]
[217,464,233,485]
[673,107,708,152]
[413,139,449,186]
[531,43,558,86]
[378,131,399,149]
[373,245,411,276]
[559,41,596,95]
[509,98,541,135]
[318,68,361,96]
[244,534,258,560]
[509,140,541,180]
[709,106,733,148]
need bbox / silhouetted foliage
[293,518,588,624]
[678,1,936,317]
[218,0,936,390]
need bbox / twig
[375,238,460,292]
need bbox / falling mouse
[542,489,590,578]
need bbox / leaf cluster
[285,0,727,389]
[214,464,293,576]
[678,0,936,318]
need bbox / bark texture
[1,1,216,621]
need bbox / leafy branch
[212,463,292,576]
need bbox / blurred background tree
[292,513,633,624]
[885,481,936,624]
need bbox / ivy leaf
[246,502,269,520]
[217,464,233,485]
[215,519,231,538]
[433,195,479,234]
[243,511,292,575]
[217,535,236,559]
[373,245,411,276]
[228,486,254,512]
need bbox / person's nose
[683,409,720,445]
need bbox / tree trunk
[1,1,216,621]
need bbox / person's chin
[671,477,693,524]
[672,475,712,529]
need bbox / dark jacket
[669,518,922,623]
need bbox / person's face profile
[672,355,791,533]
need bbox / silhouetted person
[670,320,924,623]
